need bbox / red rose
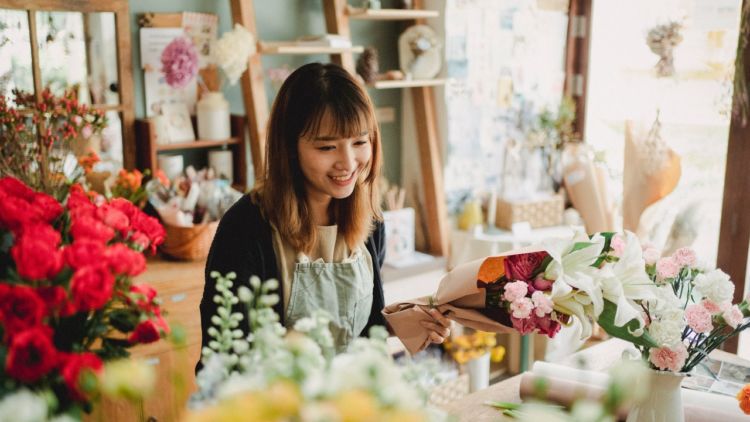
[70,215,115,244]
[70,265,114,311]
[11,224,63,280]
[31,192,63,223]
[105,244,146,276]
[129,232,150,252]
[131,213,165,253]
[0,285,45,337]
[128,319,161,344]
[66,187,96,219]
[108,197,139,222]
[64,240,106,270]
[0,194,32,231]
[510,314,561,338]
[128,284,158,312]
[61,352,103,401]
[5,326,58,383]
[504,251,549,282]
[0,176,35,200]
[37,286,77,317]
[95,204,130,234]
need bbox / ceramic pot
[626,369,686,422]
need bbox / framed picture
[161,102,195,143]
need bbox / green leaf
[109,309,139,333]
[597,300,658,348]
[484,401,521,410]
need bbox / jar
[196,92,230,141]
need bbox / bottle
[196,92,230,140]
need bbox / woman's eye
[317,145,335,151]
[354,139,369,146]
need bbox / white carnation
[647,307,685,347]
[693,269,734,303]
[0,389,48,422]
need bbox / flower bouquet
[189,272,447,422]
[0,176,169,419]
[385,231,659,354]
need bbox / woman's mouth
[329,172,356,187]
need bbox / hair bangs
[300,91,374,141]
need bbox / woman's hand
[421,308,451,346]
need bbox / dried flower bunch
[0,89,107,198]
[646,21,684,77]
[161,37,199,89]
[212,24,256,87]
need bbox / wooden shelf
[259,41,364,55]
[155,138,239,152]
[371,78,447,89]
[346,6,439,20]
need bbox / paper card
[181,12,218,68]
[161,102,195,143]
[140,27,198,116]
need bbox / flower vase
[197,91,230,141]
[626,370,686,422]
[466,353,490,393]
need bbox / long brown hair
[252,62,382,254]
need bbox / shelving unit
[230,0,449,257]
[371,78,447,89]
[258,41,364,55]
[346,6,439,20]
[134,114,248,190]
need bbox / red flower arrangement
[0,176,168,417]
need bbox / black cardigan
[198,195,387,371]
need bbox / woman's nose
[334,146,356,170]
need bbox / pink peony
[503,280,529,303]
[532,274,553,292]
[656,257,680,280]
[671,247,696,268]
[610,234,625,257]
[531,291,553,317]
[685,304,713,333]
[723,305,744,329]
[510,297,534,319]
[160,37,198,89]
[649,344,688,372]
[643,248,661,265]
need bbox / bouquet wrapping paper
[520,361,746,421]
[382,248,541,354]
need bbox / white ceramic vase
[466,353,490,393]
[197,91,230,141]
[626,370,686,422]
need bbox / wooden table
[443,339,750,421]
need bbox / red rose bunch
[0,176,168,417]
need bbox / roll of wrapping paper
[519,361,747,421]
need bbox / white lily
[599,231,658,329]
[544,231,606,338]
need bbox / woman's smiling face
[297,110,372,203]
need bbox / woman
[199,62,449,361]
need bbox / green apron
[285,247,374,352]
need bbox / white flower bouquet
[189,272,447,422]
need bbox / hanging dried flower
[646,21,684,78]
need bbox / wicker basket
[159,221,219,261]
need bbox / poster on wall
[140,27,198,117]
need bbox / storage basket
[159,221,218,261]
[494,194,564,230]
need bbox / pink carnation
[610,234,625,257]
[671,247,696,268]
[510,297,534,319]
[656,257,680,280]
[723,305,744,329]
[531,291,553,317]
[503,280,529,303]
[649,344,688,372]
[685,304,713,333]
[643,248,661,265]
[161,37,198,89]
[701,299,727,314]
